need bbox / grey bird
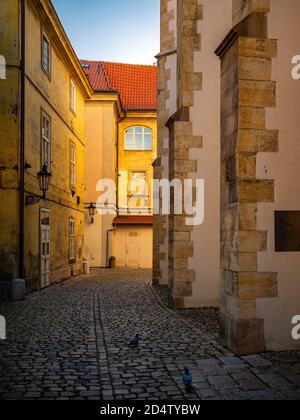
[129,334,140,349]
[183,367,192,393]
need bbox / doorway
[40,209,51,288]
[126,231,140,268]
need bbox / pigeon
[129,334,140,349]
[183,367,192,393]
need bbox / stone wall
[153,0,177,285]
[167,0,203,308]
[217,6,279,354]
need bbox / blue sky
[52,0,160,64]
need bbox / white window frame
[128,171,149,212]
[42,34,51,76]
[69,218,76,262]
[129,171,147,195]
[70,79,77,114]
[125,126,153,151]
[41,111,51,169]
[70,142,76,189]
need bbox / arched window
[125,126,152,151]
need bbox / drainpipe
[116,114,126,215]
[106,227,116,268]
[19,0,26,280]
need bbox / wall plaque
[275,211,300,252]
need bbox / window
[130,171,147,195]
[70,79,77,113]
[70,142,76,189]
[125,127,152,151]
[69,218,76,261]
[41,112,51,168]
[129,171,148,210]
[42,35,50,75]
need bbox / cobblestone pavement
[0,270,299,400]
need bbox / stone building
[0,0,158,294]
[0,0,92,296]
[154,0,300,353]
[82,61,157,269]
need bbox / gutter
[19,0,26,279]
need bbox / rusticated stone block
[174,159,197,173]
[181,72,202,91]
[238,153,257,179]
[173,269,196,283]
[238,272,278,299]
[173,121,193,136]
[173,258,189,270]
[174,134,203,149]
[239,37,277,59]
[239,203,257,230]
[236,230,267,252]
[237,129,279,153]
[222,230,267,253]
[226,251,257,272]
[182,0,203,21]
[172,215,193,232]
[168,294,185,310]
[239,56,272,81]
[222,204,238,232]
[239,179,274,203]
[170,241,193,259]
[233,0,270,25]
[239,106,265,129]
[239,80,276,108]
[224,295,256,319]
[173,232,190,242]
[172,280,193,298]
[223,316,265,355]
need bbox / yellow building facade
[0,1,157,298]
[82,61,157,269]
[0,0,92,296]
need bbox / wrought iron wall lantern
[25,164,52,206]
[86,202,97,224]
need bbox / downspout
[116,113,126,215]
[19,0,26,279]
[106,227,116,268]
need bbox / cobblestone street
[0,270,299,400]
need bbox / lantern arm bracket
[25,165,52,206]
[25,192,45,207]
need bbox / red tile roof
[80,60,157,111]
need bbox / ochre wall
[0,0,21,295]
[83,99,118,268]
[23,1,86,291]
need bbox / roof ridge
[79,59,157,111]
[80,59,156,68]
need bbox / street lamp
[25,164,52,206]
[37,164,52,197]
[87,202,97,224]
